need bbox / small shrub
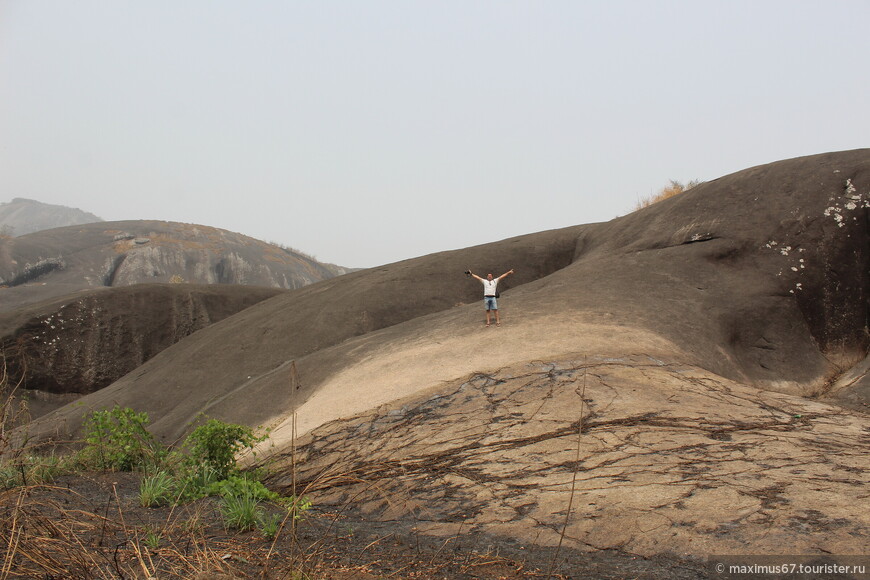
[259,512,283,540]
[79,406,157,471]
[206,474,281,502]
[206,474,309,519]
[283,494,312,521]
[184,418,267,480]
[174,463,223,502]
[209,474,309,532]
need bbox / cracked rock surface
[265,356,868,557]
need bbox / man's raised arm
[497,269,515,280]
[468,270,484,281]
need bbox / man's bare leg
[494,309,501,326]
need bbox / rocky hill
[0,198,102,237]
[0,220,351,310]
[18,149,870,561]
[0,283,287,417]
[0,219,353,415]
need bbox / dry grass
[1,480,234,578]
[0,382,546,579]
[635,179,703,211]
[0,472,550,579]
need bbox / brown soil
[0,472,708,579]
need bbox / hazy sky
[2,1,868,268]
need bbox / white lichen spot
[845,178,856,195]
[791,267,799,272]
[795,283,803,290]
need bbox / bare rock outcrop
[0,284,285,416]
[265,357,868,557]
[19,149,870,560]
[35,150,867,436]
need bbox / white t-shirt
[482,279,498,296]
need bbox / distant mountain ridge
[0,198,103,236]
[0,220,354,310]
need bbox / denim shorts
[484,296,498,310]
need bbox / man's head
[487,273,494,280]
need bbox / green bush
[174,463,222,502]
[105,412,314,533]
[134,418,287,507]
[206,474,281,502]
[79,406,157,471]
[184,418,266,480]
[207,474,309,515]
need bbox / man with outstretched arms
[467,269,514,327]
